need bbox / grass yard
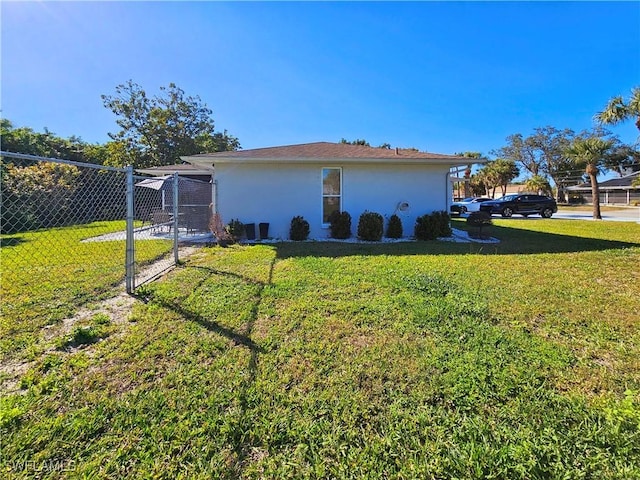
[0,221,173,362]
[1,219,639,478]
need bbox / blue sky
[2,1,639,161]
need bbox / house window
[322,167,342,225]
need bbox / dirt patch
[0,246,201,394]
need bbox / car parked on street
[479,194,558,218]
[450,197,493,215]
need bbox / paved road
[554,207,640,223]
[458,207,640,223]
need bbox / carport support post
[125,165,135,293]
[173,172,179,263]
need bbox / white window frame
[321,167,342,227]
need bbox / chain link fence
[1,152,213,311]
[128,172,213,288]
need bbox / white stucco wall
[214,162,451,240]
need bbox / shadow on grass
[134,258,277,474]
[135,265,267,353]
[0,236,25,248]
[273,222,639,259]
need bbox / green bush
[414,211,451,240]
[289,215,310,241]
[434,210,452,237]
[467,211,492,239]
[386,214,403,239]
[357,211,383,241]
[225,218,244,241]
[328,210,351,239]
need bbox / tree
[0,119,96,163]
[472,159,518,198]
[495,133,540,176]
[469,170,489,197]
[604,141,640,175]
[340,138,370,146]
[102,80,240,168]
[595,86,640,133]
[340,139,396,149]
[454,152,483,197]
[196,130,241,154]
[565,136,614,219]
[1,161,81,233]
[494,127,576,202]
[484,159,519,197]
[524,175,552,196]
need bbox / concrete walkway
[82,226,214,243]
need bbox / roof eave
[182,155,477,167]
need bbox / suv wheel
[541,207,553,218]
[501,207,513,218]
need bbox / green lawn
[1,219,639,478]
[0,221,173,362]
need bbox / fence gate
[0,152,209,301]
[131,172,212,289]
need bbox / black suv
[479,194,557,218]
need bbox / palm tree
[524,175,552,196]
[469,171,488,197]
[565,137,614,219]
[595,86,640,133]
[492,159,520,196]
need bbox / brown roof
[182,142,479,166]
[568,171,640,191]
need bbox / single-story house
[181,142,482,239]
[567,171,640,205]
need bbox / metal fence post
[173,172,179,264]
[125,165,135,293]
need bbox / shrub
[433,210,452,237]
[386,214,403,239]
[414,211,452,240]
[568,194,586,204]
[225,218,244,241]
[290,215,310,241]
[467,211,492,239]
[328,210,351,239]
[357,211,383,241]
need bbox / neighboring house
[567,171,640,205]
[502,183,527,196]
[181,142,479,239]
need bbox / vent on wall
[395,201,410,215]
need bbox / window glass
[323,197,340,224]
[323,168,341,195]
[322,168,341,224]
